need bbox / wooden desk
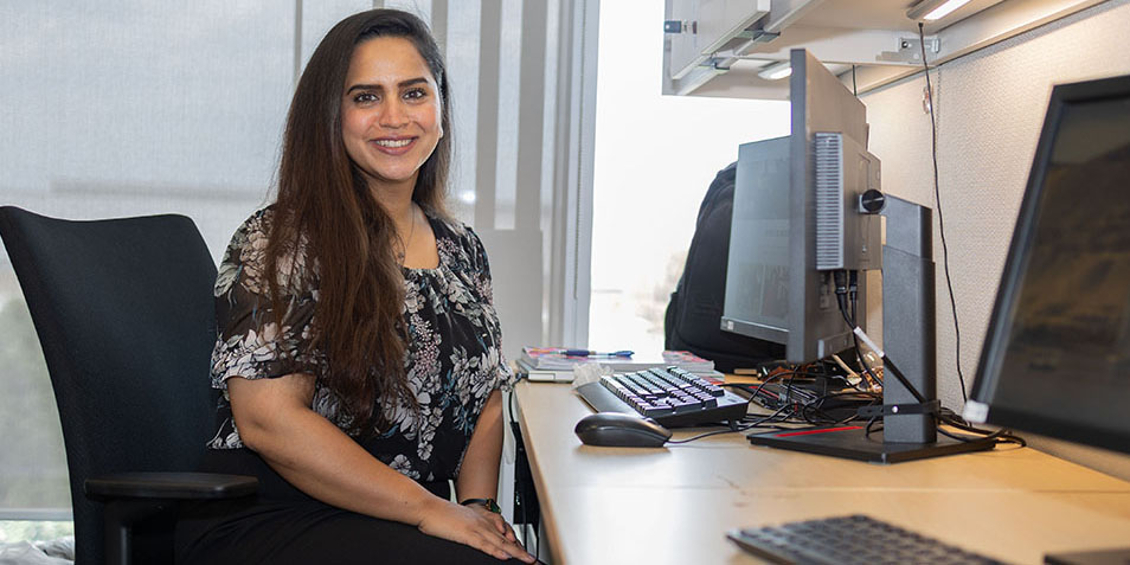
[513,381,1130,564]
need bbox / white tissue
[570,363,613,390]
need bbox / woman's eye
[404,88,427,101]
[353,92,378,104]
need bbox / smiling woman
[174,9,534,565]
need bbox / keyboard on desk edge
[726,514,1005,565]
[575,366,750,428]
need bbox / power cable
[918,22,969,403]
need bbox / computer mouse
[574,412,672,447]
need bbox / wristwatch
[460,497,501,514]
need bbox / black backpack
[664,162,784,372]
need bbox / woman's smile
[370,136,418,154]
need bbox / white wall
[861,0,1130,480]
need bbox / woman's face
[341,36,443,194]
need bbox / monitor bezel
[970,73,1130,455]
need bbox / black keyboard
[575,366,749,428]
[727,514,1005,565]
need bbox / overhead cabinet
[663,0,1111,99]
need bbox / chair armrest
[85,472,258,501]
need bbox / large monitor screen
[721,49,876,363]
[970,75,1130,453]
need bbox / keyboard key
[640,404,674,418]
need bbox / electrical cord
[829,271,1030,446]
[668,402,806,444]
[937,409,1026,447]
[834,274,931,406]
[910,28,1027,450]
[505,391,528,550]
[834,271,885,390]
[726,370,877,428]
[667,376,870,445]
[918,22,969,403]
[507,390,546,559]
[851,293,886,390]
[752,369,844,416]
[798,390,880,426]
[739,369,811,403]
[839,295,885,390]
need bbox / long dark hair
[265,9,452,434]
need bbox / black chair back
[0,206,219,564]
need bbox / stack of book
[516,347,718,382]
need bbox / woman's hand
[417,498,535,563]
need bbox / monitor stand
[749,196,995,463]
[746,424,995,464]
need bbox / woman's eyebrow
[345,77,429,94]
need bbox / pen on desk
[563,349,634,358]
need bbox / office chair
[0,206,257,565]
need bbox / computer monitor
[721,49,882,364]
[965,73,1130,456]
[722,49,996,462]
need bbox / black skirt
[175,448,525,565]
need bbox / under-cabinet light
[758,61,792,81]
[906,0,973,21]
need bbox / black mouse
[574,412,672,447]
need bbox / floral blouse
[206,207,515,483]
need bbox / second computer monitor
[721,49,881,363]
[966,72,1130,454]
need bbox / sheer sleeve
[210,210,323,389]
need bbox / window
[0,0,361,539]
[588,2,789,355]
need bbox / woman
[176,9,535,564]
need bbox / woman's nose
[380,100,409,128]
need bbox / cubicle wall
[862,0,1130,480]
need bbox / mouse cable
[668,404,796,444]
[918,22,968,403]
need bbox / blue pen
[563,349,634,358]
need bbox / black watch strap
[460,497,501,514]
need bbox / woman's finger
[484,527,534,563]
[475,531,531,563]
[491,515,520,545]
[503,521,518,543]
[491,513,509,536]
